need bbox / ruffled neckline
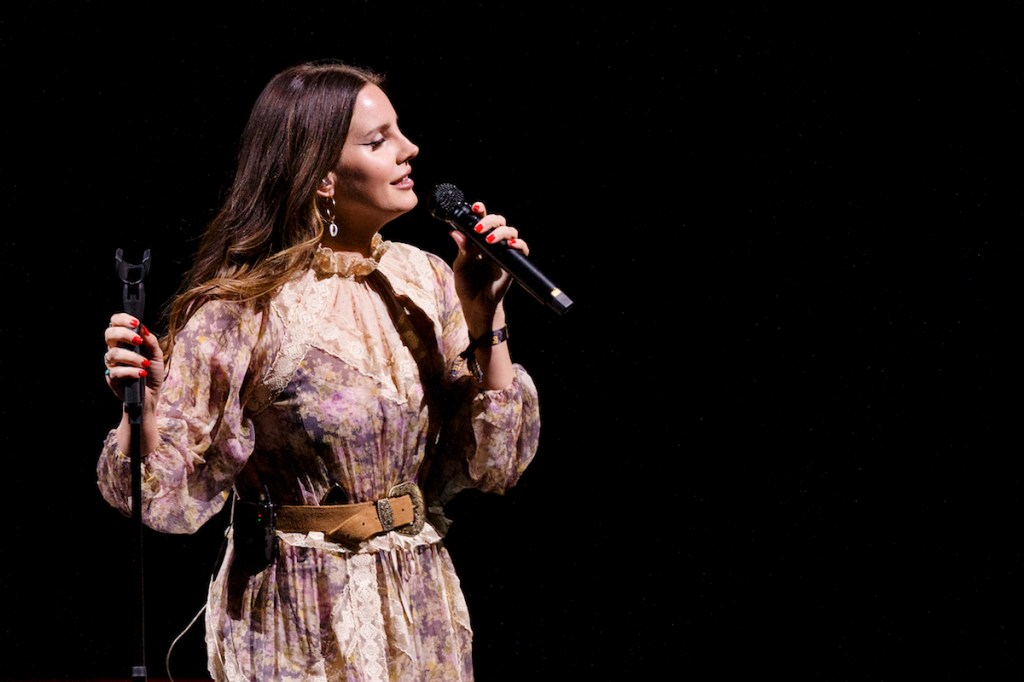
[311,233,391,279]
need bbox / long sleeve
[96,300,267,534]
[414,250,542,509]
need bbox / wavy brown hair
[159,60,384,358]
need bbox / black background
[1,2,1020,680]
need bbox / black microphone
[428,183,573,315]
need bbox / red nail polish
[486,234,496,243]
[132,336,143,345]
[508,238,516,245]
[139,369,148,378]
[142,359,151,368]
[474,223,484,233]
[142,325,150,336]
[472,202,483,213]
[130,319,139,328]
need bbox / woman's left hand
[449,200,529,325]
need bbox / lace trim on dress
[337,553,388,678]
[311,233,391,279]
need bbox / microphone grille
[430,183,465,215]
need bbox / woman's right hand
[103,313,164,401]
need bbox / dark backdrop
[1,2,1020,680]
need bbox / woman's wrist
[460,326,509,359]
[463,301,505,337]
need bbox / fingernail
[130,319,139,328]
[508,238,516,245]
[474,223,484,233]
[142,359,151,368]
[141,325,150,336]
[486,234,496,243]
[132,336,143,345]
[472,202,483,213]
[138,369,148,378]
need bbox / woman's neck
[319,227,380,257]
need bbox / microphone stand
[115,248,151,682]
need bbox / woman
[98,60,541,681]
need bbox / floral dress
[96,234,541,681]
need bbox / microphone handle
[445,203,573,315]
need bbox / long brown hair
[159,60,383,357]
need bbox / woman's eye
[364,138,386,150]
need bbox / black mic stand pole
[115,248,151,682]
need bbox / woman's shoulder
[382,240,452,280]
[183,298,263,336]
[384,240,447,263]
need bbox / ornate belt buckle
[388,481,426,536]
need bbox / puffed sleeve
[96,301,266,534]
[422,252,542,508]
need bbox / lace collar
[311,233,391,279]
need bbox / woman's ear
[316,174,335,198]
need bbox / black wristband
[459,326,509,359]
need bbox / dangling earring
[325,197,338,237]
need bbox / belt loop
[376,498,396,532]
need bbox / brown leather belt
[244,482,426,547]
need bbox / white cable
[164,600,207,682]
[166,517,233,681]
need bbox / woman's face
[331,83,420,232]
